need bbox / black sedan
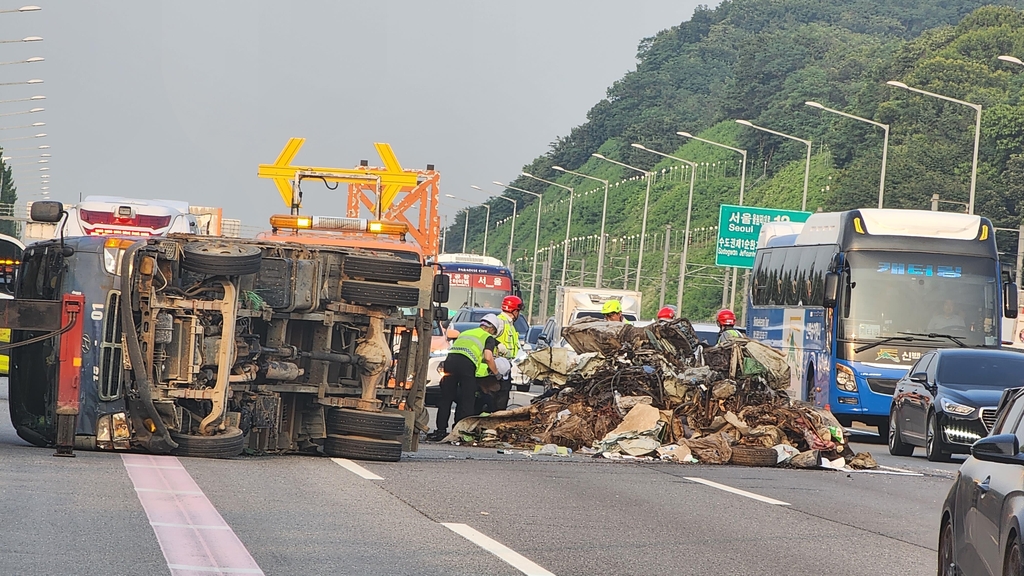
[889,348,1024,461]
[940,386,1024,575]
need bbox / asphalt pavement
[1,380,955,576]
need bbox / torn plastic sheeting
[657,443,694,462]
[518,346,573,386]
[561,318,639,355]
[743,339,792,390]
[608,403,662,436]
[680,431,733,464]
[617,436,662,456]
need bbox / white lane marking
[167,565,264,574]
[876,464,923,475]
[125,464,187,470]
[683,476,790,506]
[442,523,555,576]
[152,522,233,530]
[134,488,205,495]
[331,458,384,480]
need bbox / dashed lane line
[331,457,385,480]
[442,523,556,576]
[684,476,791,506]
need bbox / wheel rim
[927,416,936,456]
[939,522,954,576]
[1008,542,1022,576]
[889,412,898,450]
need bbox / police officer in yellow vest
[602,299,631,324]
[428,313,503,441]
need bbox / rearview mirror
[823,272,839,308]
[432,306,448,322]
[30,200,64,223]
[432,272,450,304]
[1005,281,1019,319]
[971,434,1023,465]
[909,372,928,384]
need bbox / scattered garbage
[444,318,874,469]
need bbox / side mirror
[1005,281,1019,319]
[909,372,928,384]
[432,306,448,322]
[823,272,839,308]
[513,280,523,299]
[432,273,450,304]
[971,434,1023,465]
[30,200,64,223]
[445,327,460,340]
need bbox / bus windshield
[448,286,507,309]
[839,250,999,347]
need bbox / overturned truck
[7,140,446,461]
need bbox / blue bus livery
[746,209,1018,437]
[435,253,518,309]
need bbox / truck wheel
[326,408,406,439]
[341,281,419,307]
[324,434,402,462]
[181,242,262,276]
[170,427,244,459]
[343,256,422,283]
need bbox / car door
[901,353,934,440]
[962,395,1024,575]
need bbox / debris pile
[448,318,875,470]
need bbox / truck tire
[326,408,406,439]
[170,427,244,459]
[324,434,402,462]
[341,280,419,307]
[729,445,778,467]
[181,242,262,276]
[343,256,422,283]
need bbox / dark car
[939,386,1024,575]
[889,348,1024,461]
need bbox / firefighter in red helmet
[717,309,742,342]
[489,295,524,411]
[656,306,676,321]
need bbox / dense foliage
[448,0,1024,321]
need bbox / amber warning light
[269,214,408,236]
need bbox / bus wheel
[181,242,262,276]
[170,427,244,459]
[326,408,406,439]
[324,434,402,462]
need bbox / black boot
[426,429,447,442]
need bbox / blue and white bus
[746,209,1018,437]
[435,253,519,310]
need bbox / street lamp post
[0,78,42,87]
[591,153,652,292]
[521,172,574,286]
[0,107,42,117]
[495,181,543,322]
[552,166,609,287]
[886,80,981,214]
[446,194,490,256]
[735,119,812,211]
[805,101,889,208]
[0,121,44,130]
[0,57,44,66]
[0,6,41,14]
[677,131,748,308]
[472,185,516,266]
[630,144,697,312]
[0,36,41,44]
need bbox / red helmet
[717,309,736,327]
[501,295,524,313]
[657,306,675,320]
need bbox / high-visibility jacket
[449,326,493,377]
[720,328,742,342]
[497,312,520,358]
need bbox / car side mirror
[445,327,460,340]
[823,272,839,308]
[971,434,1023,465]
[1004,281,1019,319]
[432,306,448,322]
[432,273,450,304]
[909,372,928,384]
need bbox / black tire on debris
[181,242,263,276]
[326,408,406,439]
[343,256,422,283]
[341,280,419,307]
[729,445,779,467]
[170,427,245,459]
[324,434,402,462]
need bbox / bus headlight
[836,364,857,392]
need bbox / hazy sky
[5,1,706,231]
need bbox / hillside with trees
[446,0,1024,322]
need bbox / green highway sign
[716,204,812,268]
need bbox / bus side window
[782,248,801,306]
[810,246,834,305]
[797,248,817,305]
[769,249,785,305]
[753,250,771,306]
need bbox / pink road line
[122,453,264,576]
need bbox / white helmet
[480,313,504,334]
[493,357,512,378]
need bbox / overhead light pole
[630,144,697,312]
[0,121,44,130]
[553,165,609,287]
[805,101,889,208]
[887,80,981,214]
[0,35,41,44]
[736,119,812,211]
[472,185,516,266]
[0,78,42,87]
[0,56,43,66]
[495,180,543,322]
[591,153,653,292]
[0,6,42,14]
[521,172,574,286]
[446,193,490,256]
[0,106,42,117]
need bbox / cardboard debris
[444,318,871,468]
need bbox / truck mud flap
[341,281,419,307]
[343,256,422,283]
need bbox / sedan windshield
[938,354,1024,388]
[839,251,999,347]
